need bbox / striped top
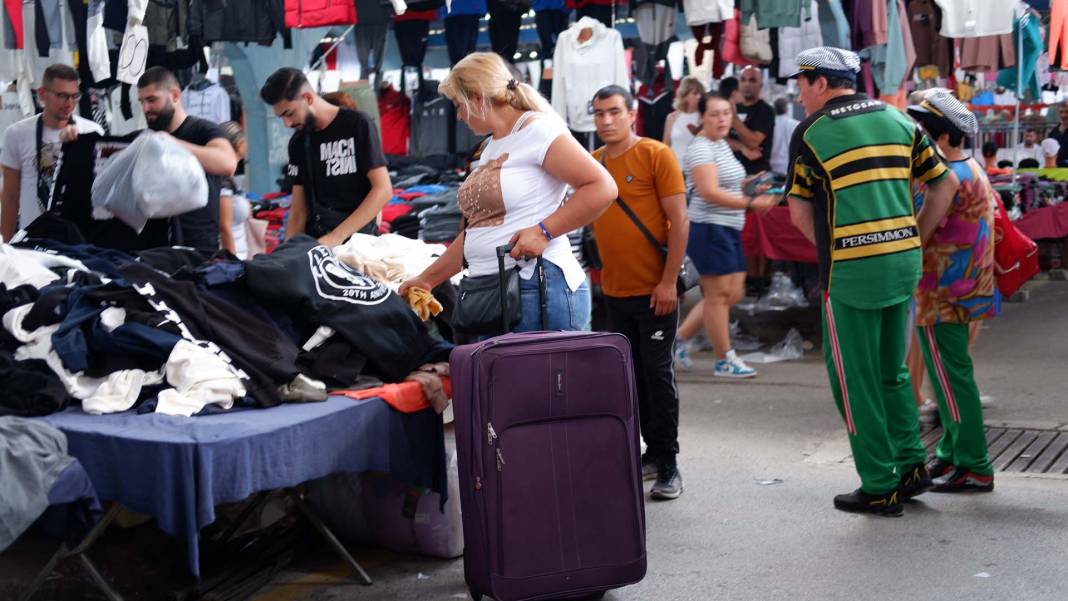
[683,136,748,230]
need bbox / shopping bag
[993,193,1039,298]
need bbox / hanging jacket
[684,0,733,26]
[189,0,284,43]
[284,0,356,28]
[551,16,629,132]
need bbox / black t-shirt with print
[171,115,227,251]
[732,99,775,174]
[286,108,387,237]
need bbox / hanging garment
[778,1,822,79]
[634,2,677,46]
[739,0,808,29]
[934,0,1014,37]
[488,0,523,62]
[908,0,951,76]
[181,81,231,124]
[284,0,356,28]
[393,10,434,67]
[445,15,482,65]
[690,21,724,75]
[720,9,756,67]
[4,0,21,49]
[636,86,673,142]
[959,34,1015,72]
[534,7,569,57]
[189,0,285,44]
[816,0,849,49]
[1052,0,1068,68]
[738,9,771,64]
[683,0,733,26]
[551,16,629,132]
[355,23,389,80]
[865,0,913,96]
[997,11,1042,100]
[378,84,411,156]
[410,91,451,158]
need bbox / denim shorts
[688,221,746,276]
[514,260,591,332]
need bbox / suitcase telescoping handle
[495,244,548,334]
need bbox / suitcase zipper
[496,448,506,471]
[487,422,497,446]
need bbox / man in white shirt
[770,97,798,175]
[997,129,1044,167]
[0,64,103,241]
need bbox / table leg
[17,504,124,601]
[286,489,373,586]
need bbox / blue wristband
[538,221,553,241]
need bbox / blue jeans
[514,260,591,332]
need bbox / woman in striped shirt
[675,92,777,378]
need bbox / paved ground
[5,280,1067,601]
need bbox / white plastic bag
[740,328,805,364]
[91,132,208,232]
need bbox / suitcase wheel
[469,586,483,601]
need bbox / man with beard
[728,65,775,175]
[0,64,103,241]
[136,67,237,251]
[260,67,390,247]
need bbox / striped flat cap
[907,88,979,135]
[788,47,861,82]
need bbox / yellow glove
[405,287,443,321]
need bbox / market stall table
[39,396,447,581]
[742,206,818,264]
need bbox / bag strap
[599,150,668,259]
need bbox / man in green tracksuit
[785,47,960,517]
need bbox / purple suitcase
[450,331,647,601]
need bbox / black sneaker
[898,462,933,500]
[932,468,994,493]
[926,457,953,480]
[640,456,658,481]
[650,465,683,500]
[833,488,903,517]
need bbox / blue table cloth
[38,460,103,547]
[42,397,446,577]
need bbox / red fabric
[285,0,356,28]
[378,86,411,156]
[334,377,452,414]
[1015,203,1068,241]
[255,208,288,225]
[394,9,438,21]
[394,191,426,201]
[381,203,413,223]
[995,197,1041,297]
[721,10,756,67]
[691,22,725,74]
[4,0,21,49]
[741,207,818,263]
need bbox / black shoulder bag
[599,152,700,293]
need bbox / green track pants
[822,296,927,494]
[916,323,993,476]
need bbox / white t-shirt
[669,111,700,163]
[222,184,250,260]
[0,114,104,231]
[460,112,586,292]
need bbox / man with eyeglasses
[0,64,102,241]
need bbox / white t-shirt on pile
[684,136,747,230]
[462,112,586,292]
[0,114,104,231]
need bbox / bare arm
[509,132,617,259]
[693,163,751,210]
[1,166,20,241]
[658,193,688,286]
[285,185,308,240]
[788,198,816,245]
[172,136,238,177]
[320,166,392,246]
[662,112,678,146]
[219,194,236,254]
[916,171,960,243]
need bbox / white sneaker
[674,339,694,371]
[918,399,939,424]
[713,350,757,379]
[979,394,995,408]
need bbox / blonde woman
[399,52,616,333]
[662,76,704,162]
